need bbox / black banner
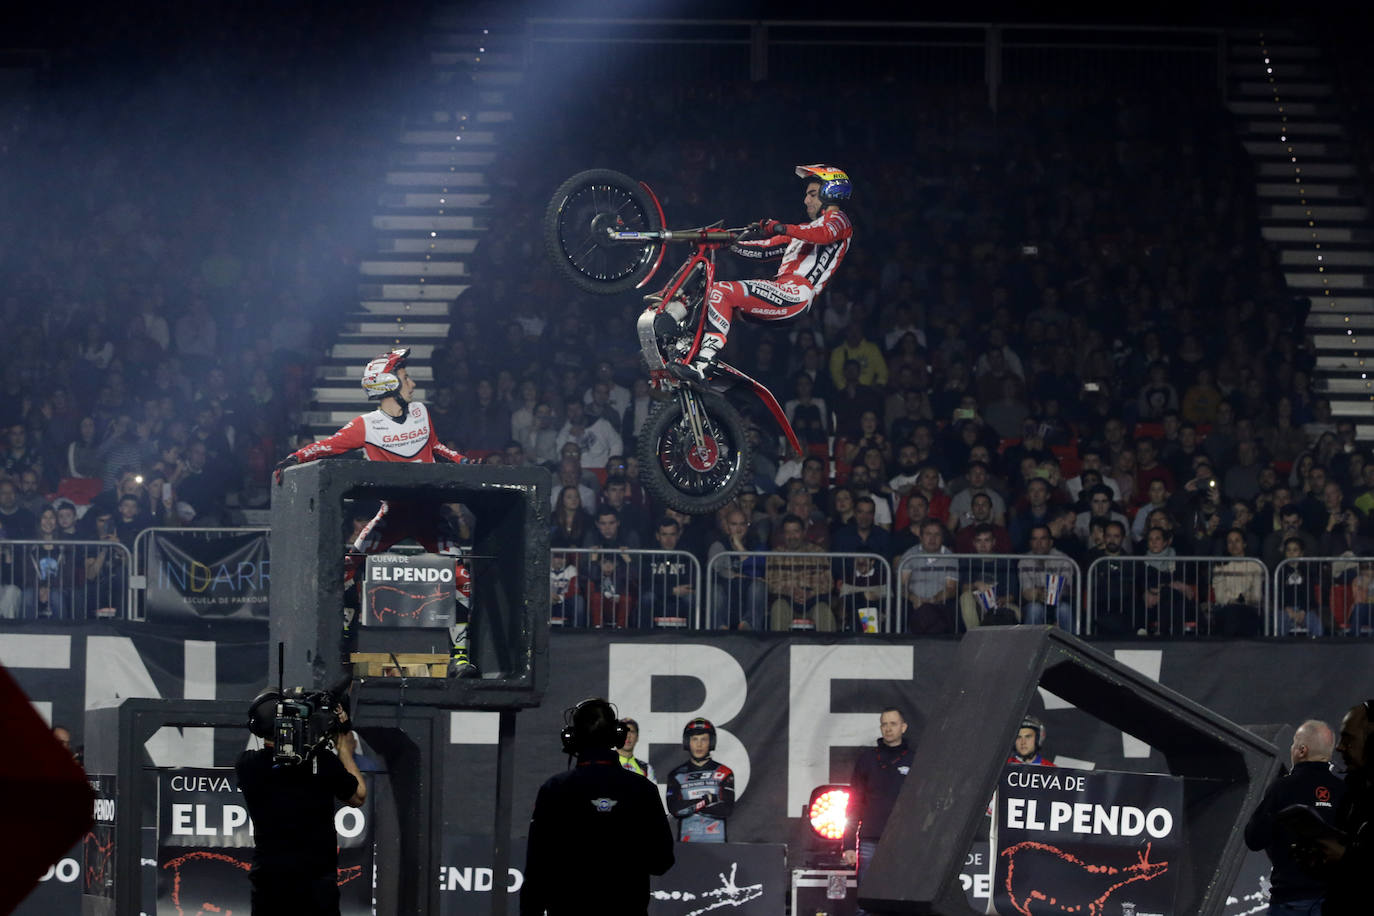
[993,765,1182,916]
[84,773,117,902]
[7,624,1374,915]
[154,767,372,916]
[145,530,270,622]
[363,552,458,627]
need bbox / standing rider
[274,347,481,677]
[673,164,853,382]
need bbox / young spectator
[555,399,622,472]
[958,526,1020,629]
[1018,525,1077,631]
[1209,530,1264,636]
[549,551,584,626]
[551,486,591,548]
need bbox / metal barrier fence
[1272,557,1374,638]
[552,548,703,630]
[895,551,1081,635]
[130,527,270,622]
[0,538,132,620]
[706,551,895,633]
[1085,556,1271,638]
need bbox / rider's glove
[760,218,788,237]
[273,454,299,485]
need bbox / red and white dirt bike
[545,168,803,515]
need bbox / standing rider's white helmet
[361,347,411,400]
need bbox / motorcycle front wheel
[637,392,751,515]
[545,168,664,295]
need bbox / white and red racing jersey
[291,403,469,464]
[731,208,853,294]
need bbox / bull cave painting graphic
[999,841,1169,916]
[160,850,364,916]
[650,860,765,914]
[366,583,452,622]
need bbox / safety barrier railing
[0,539,132,621]
[895,551,1081,635]
[1085,555,1270,637]
[1272,557,1374,638]
[130,527,271,622]
[551,548,703,630]
[706,551,895,633]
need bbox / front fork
[678,388,712,457]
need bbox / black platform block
[859,626,1281,916]
[269,460,550,708]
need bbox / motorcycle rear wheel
[637,392,750,515]
[545,168,664,295]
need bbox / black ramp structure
[269,459,550,915]
[860,627,1281,916]
[270,460,550,703]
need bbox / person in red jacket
[274,347,480,676]
[672,164,854,382]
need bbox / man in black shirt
[1243,719,1344,915]
[522,698,674,916]
[842,707,914,916]
[236,692,366,916]
[1314,701,1374,915]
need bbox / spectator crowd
[1,17,1370,635]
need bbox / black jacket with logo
[1243,760,1345,903]
[521,749,674,916]
[843,737,914,850]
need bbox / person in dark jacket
[521,698,674,916]
[1306,701,1374,915]
[1243,719,1344,916]
[842,707,914,915]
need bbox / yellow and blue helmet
[795,164,851,205]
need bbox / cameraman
[237,691,366,916]
[522,698,674,916]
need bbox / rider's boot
[670,332,725,384]
[447,623,480,679]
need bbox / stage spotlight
[807,784,850,840]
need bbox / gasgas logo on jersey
[381,427,429,444]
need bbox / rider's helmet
[682,716,717,752]
[1017,714,1046,754]
[361,347,411,400]
[795,164,852,206]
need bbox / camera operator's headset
[559,698,630,756]
[247,689,282,739]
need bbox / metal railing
[706,551,894,633]
[1085,555,1270,638]
[896,551,1081,635]
[552,548,703,630]
[130,527,270,622]
[1272,557,1374,638]
[0,539,132,620]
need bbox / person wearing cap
[272,348,480,676]
[666,717,735,842]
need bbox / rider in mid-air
[672,164,853,382]
[274,347,481,677]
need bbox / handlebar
[607,226,755,243]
